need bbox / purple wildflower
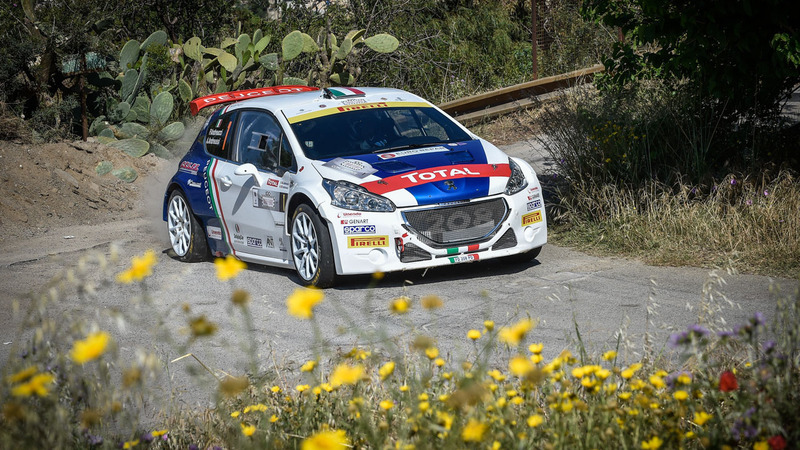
[717,330,736,338]
[752,312,765,326]
[189,445,199,450]
[665,370,692,388]
[764,190,769,196]
[763,340,776,353]
[746,199,753,206]
[731,178,737,185]
[141,433,153,443]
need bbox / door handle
[220,176,232,187]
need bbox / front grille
[400,242,432,263]
[402,198,508,247]
[492,228,517,250]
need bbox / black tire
[166,190,208,262]
[290,204,337,287]
[505,246,542,264]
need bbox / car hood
[309,139,511,207]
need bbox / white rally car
[163,86,546,286]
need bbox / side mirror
[234,163,265,187]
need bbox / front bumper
[320,185,547,276]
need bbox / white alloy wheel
[166,190,208,262]
[292,211,319,281]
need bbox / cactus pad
[150,91,174,126]
[111,139,150,158]
[112,167,138,183]
[364,34,399,53]
[95,161,113,175]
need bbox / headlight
[504,158,528,195]
[322,179,396,212]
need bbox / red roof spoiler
[189,85,320,116]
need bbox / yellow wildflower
[122,440,139,449]
[189,315,217,337]
[270,415,279,423]
[379,361,396,380]
[421,295,443,309]
[649,375,665,389]
[488,369,506,382]
[151,430,168,437]
[301,360,317,372]
[641,436,663,449]
[435,358,445,367]
[753,441,769,450]
[693,411,712,426]
[270,385,281,393]
[467,329,481,340]
[301,429,349,450]
[461,418,487,442]
[296,384,310,392]
[498,319,534,346]
[116,249,157,284]
[390,296,411,314]
[527,414,544,427]
[286,287,324,319]
[241,423,256,437]
[484,320,495,331]
[70,331,111,364]
[437,411,454,430]
[11,372,55,397]
[528,343,544,354]
[214,254,246,281]
[329,363,364,387]
[419,401,430,413]
[530,353,543,364]
[509,355,534,377]
[231,411,241,418]
[231,289,250,306]
[673,390,689,401]
[425,347,439,360]
[7,366,37,383]
[380,400,394,410]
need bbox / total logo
[400,167,480,184]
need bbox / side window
[205,111,237,159]
[234,110,295,174]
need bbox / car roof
[222,87,432,116]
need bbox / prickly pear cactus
[364,34,399,53]
[119,40,140,70]
[95,161,113,175]
[111,139,150,158]
[283,31,304,61]
[140,30,167,51]
[158,122,185,142]
[112,167,138,182]
[184,37,203,62]
[150,92,174,126]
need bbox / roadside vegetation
[1,250,798,448]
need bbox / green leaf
[111,139,150,158]
[217,52,237,72]
[95,161,113,175]
[259,53,279,71]
[119,122,149,139]
[149,143,172,159]
[301,33,318,53]
[220,37,238,49]
[158,121,185,141]
[282,31,304,61]
[363,34,399,53]
[235,34,251,62]
[119,40,140,69]
[112,167,138,182]
[131,95,151,123]
[140,30,168,51]
[184,37,203,62]
[253,29,263,46]
[179,78,193,102]
[283,76,307,86]
[345,29,366,44]
[254,35,271,54]
[337,38,354,60]
[151,91,174,126]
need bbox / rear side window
[205,112,237,159]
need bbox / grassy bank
[1,249,798,448]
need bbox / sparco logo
[343,225,376,235]
[247,237,262,248]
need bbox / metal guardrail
[438,64,604,126]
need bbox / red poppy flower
[768,435,787,450]
[719,370,738,392]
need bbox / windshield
[289,106,472,160]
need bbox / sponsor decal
[527,192,541,200]
[337,212,362,218]
[323,158,378,179]
[521,211,543,226]
[376,146,449,160]
[446,244,479,255]
[343,225,377,235]
[247,236,262,248]
[527,199,542,211]
[337,102,388,112]
[265,236,274,248]
[347,235,389,248]
[278,237,286,252]
[266,178,279,187]
[187,180,202,188]
[207,226,222,240]
[448,254,479,264]
[250,188,287,212]
[341,218,370,225]
[233,233,245,245]
[205,137,221,146]
[360,163,511,195]
[287,101,429,124]
[207,128,224,137]
[341,98,367,105]
[328,87,365,97]
[179,161,200,175]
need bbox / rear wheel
[291,204,337,287]
[167,190,208,262]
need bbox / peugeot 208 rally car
[163,86,546,287]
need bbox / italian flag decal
[327,87,365,97]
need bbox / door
[211,109,296,261]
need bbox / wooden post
[80,55,88,141]
[531,0,538,79]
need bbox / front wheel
[290,204,337,287]
[167,190,208,262]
